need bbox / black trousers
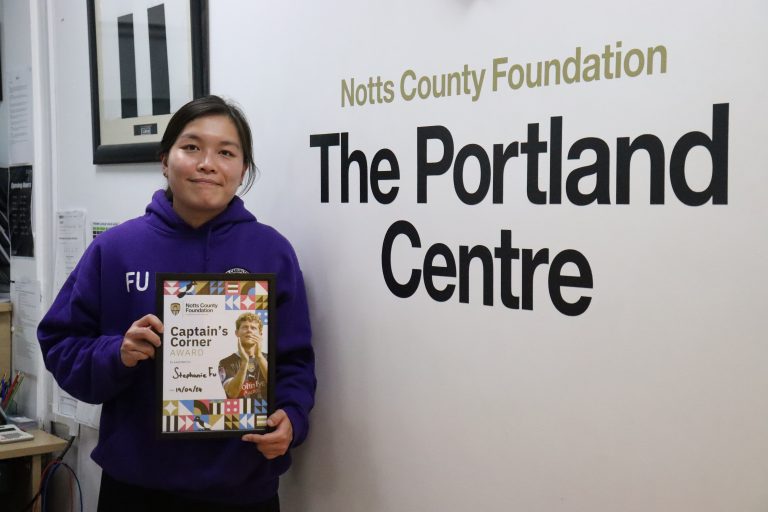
[97,472,280,512]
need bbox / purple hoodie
[38,190,315,505]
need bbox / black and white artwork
[87,0,208,164]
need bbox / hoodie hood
[145,189,256,235]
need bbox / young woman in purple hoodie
[38,96,316,511]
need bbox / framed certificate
[156,273,276,438]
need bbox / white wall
[35,1,768,511]
[215,2,768,512]
[0,1,8,166]
[1,0,54,423]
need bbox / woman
[38,96,315,511]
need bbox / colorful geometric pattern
[240,414,256,429]
[177,281,196,297]
[224,295,256,311]
[185,281,219,295]
[164,280,269,314]
[224,399,240,415]
[161,399,268,433]
[163,280,269,295]
[162,280,198,297]
[255,310,269,326]
[224,286,268,311]
[161,278,271,434]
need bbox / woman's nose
[197,150,216,172]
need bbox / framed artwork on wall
[0,27,3,102]
[87,0,208,164]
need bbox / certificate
[155,273,275,438]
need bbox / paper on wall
[7,66,33,165]
[54,210,87,294]
[11,279,41,376]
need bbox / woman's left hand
[242,409,293,459]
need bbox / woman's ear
[161,155,169,177]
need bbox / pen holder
[3,400,17,415]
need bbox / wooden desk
[0,429,67,507]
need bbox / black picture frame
[0,25,3,102]
[155,273,276,439]
[87,0,208,164]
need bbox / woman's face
[162,115,246,228]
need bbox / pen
[2,371,20,409]
[6,373,22,409]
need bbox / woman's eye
[182,144,198,151]
[221,150,236,157]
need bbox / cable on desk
[40,460,82,512]
[16,431,82,512]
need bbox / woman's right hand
[120,314,164,367]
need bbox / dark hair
[159,95,257,195]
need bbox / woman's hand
[120,314,164,367]
[242,409,293,459]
